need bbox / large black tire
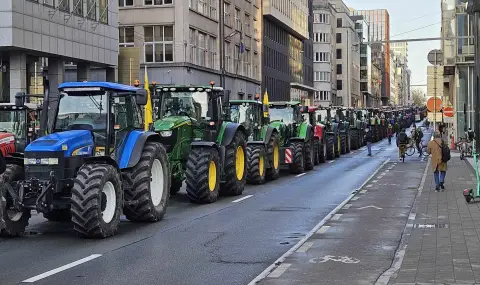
[304,140,314,171]
[326,134,335,160]
[0,165,30,237]
[71,164,122,238]
[346,133,351,153]
[289,141,305,174]
[123,142,170,222]
[335,135,341,158]
[319,139,327,163]
[246,145,266,185]
[220,132,246,196]
[340,133,347,155]
[313,139,320,165]
[185,148,220,203]
[351,130,359,150]
[170,178,182,195]
[266,133,280,181]
[43,209,71,222]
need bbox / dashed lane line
[351,196,359,201]
[331,214,343,220]
[343,204,352,209]
[316,226,331,234]
[267,263,291,278]
[296,173,307,177]
[360,190,368,194]
[296,242,314,253]
[232,195,253,203]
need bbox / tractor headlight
[160,131,172,137]
[48,158,58,165]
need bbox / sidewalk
[388,155,480,284]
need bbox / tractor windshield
[0,110,27,139]
[269,106,295,124]
[55,93,108,132]
[158,91,208,121]
[230,104,256,127]
[316,109,328,123]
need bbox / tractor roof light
[209,81,215,87]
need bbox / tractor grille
[24,151,64,181]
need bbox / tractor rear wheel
[123,142,170,222]
[340,133,347,155]
[0,165,30,237]
[186,148,220,203]
[170,178,182,195]
[319,139,327,163]
[351,130,359,150]
[246,145,266,185]
[266,133,280,181]
[326,134,335,160]
[335,135,341,158]
[289,141,305,174]
[43,209,71,222]
[304,140,314,171]
[71,164,122,238]
[220,132,246,196]
[346,133,351,153]
[313,139,320,165]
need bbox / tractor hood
[154,116,192,131]
[269,121,284,130]
[25,130,93,156]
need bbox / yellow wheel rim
[273,145,279,169]
[259,155,265,176]
[338,137,341,149]
[208,161,217,192]
[235,146,245,180]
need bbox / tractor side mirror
[15,92,25,107]
[135,89,148,105]
[223,90,231,121]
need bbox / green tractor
[332,107,351,154]
[268,101,314,174]
[152,84,247,203]
[366,108,380,142]
[229,99,281,184]
[314,107,340,160]
[348,108,367,150]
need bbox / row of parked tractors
[0,81,420,239]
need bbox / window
[74,0,84,15]
[197,32,207,66]
[224,2,231,25]
[313,13,329,24]
[313,33,329,43]
[336,49,342,59]
[190,0,217,19]
[210,0,218,20]
[145,0,172,5]
[209,36,217,69]
[244,13,250,34]
[86,0,96,19]
[315,91,330,101]
[244,49,251,77]
[43,0,54,7]
[337,80,342,90]
[314,71,330,82]
[336,64,342,74]
[119,27,135,47]
[119,0,133,7]
[189,28,197,64]
[99,0,108,24]
[59,0,70,12]
[225,41,232,72]
[144,25,174,63]
[336,33,342,43]
[235,8,241,30]
[337,18,342,27]
[314,52,329,62]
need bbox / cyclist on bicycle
[397,128,408,161]
[425,118,430,130]
[467,128,475,142]
[412,125,424,157]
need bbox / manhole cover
[414,223,448,229]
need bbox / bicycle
[406,139,429,157]
[455,137,472,160]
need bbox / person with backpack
[412,126,424,157]
[427,131,450,191]
[396,128,409,161]
[365,127,373,156]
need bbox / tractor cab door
[112,96,144,159]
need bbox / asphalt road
[0,135,405,285]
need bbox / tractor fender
[5,155,23,167]
[289,137,306,144]
[247,141,264,146]
[123,131,162,169]
[191,141,218,148]
[220,123,247,146]
[84,156,119,170]
[263,126,277,145]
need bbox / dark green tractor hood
[154,116,193,131]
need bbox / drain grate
[414,223,448,229]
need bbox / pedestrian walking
[387,124,393,144]
[365,127,373,156]
[427,131,448,191]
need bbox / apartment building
[119,0,262,98]
[312,0,336,107]
[262,0,315,102]
[0,0,118,102]
[331,0,360,107]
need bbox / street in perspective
[1,0,480,284]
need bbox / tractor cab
[269,101,303,126]
[229,99,264,140]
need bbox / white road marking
[316,226,331,234]
[267,263,291,278]
[296,242,314,253]
[372,180,378,183]
[358,205,382,210]
[328,160,335,163]
[360,190,367,194]
[295,173,306,177]
[366,184,373,188]
[351,196,359,201]
[331,214,343,220]
[22,254,102,283]
[343,204,352,209]
[232,195,253,203]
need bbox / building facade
[262,0,315,102]
[119,0,261,99]
[331,0,360,107]
[0,0,118,102]
[312,0,336,107]
[350,8,390,105]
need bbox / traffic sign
[426,97,443,112]
[444,107,454,117]
[428,49,443,65]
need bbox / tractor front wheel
[71,164,122,238]
[313,139,320,165]
[221,132,247,196]
[266,133,280,180]
[289,141,305,174]
[335,135,341,158]
[350,130,358,150]
[246,145,266,185]
[123,142,170,222]
[304,140,314,171]
[186,148,220,203]
[326,135,335,160]
[340,133,347,155]
[346,133,351,153]
[0,165,30,237]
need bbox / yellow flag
[263,89,269,117]
[144,66,153,131]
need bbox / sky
[345,0,441,93]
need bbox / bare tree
[412,88,426,106]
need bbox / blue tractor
[0,82,170,238]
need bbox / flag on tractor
[144,66,153,131]
[263,89,269,118]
